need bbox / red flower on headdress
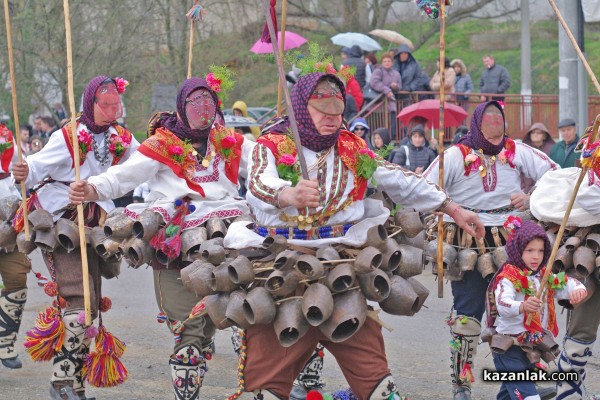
[114,77,129,94]
[221,135,236,150]
[206,73,222,93]
[503,215,522,239]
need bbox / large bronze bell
[274,250,301,271]
[301,283,334,326]
[28,209,54,231]
[132,209,163,240]
[265,270,300,297]
[200,239,226,265]
[55,218,80,253]
[186,262,217,297]
[262,234,287,254]
[379,239,402,272]
[0,195,19,221]
[585,233,600,252]
[16,231,36,254]
[574,246,596,277]
[379,275,419,316]
[476,253,496,280]
[33,227,57,252]
[553,245,574,272]
[354,246,383,274]
[491,247,508,269]
[204,293,233,330]
[407,277,429,314]
[294,255,325,280]
[243,287,277,325]
[210,264,239,293]
[319,290,367,343]
[365,224,388,249]
[565,236,582,252]
[122,237,154,268]
[273,299,309,347]
[96,238,121,260]
[458,248,478,272]
[103,213,134,240]
[395,244,424,279]
[315,246,340,262]
[180,226,208,255]
[395,209,424,238]
[206,217,228,239]
[227,256,254,285]
[358,269,391,302]
[325,263,356,293]
[89,226,107,250]
[397,230,427,250]
[225,290,250,329]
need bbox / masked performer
[221,71,484,400]
[12,76,138,400]
[423,101,558,400]
[68,76,253,400]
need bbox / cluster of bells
[179,208,433,347]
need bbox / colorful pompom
[188,204,196,213]
[82,325,128,387]
[44,281,59,297]
[175,199,183,207]
[173,333,182,344]
[24,306,65,361]
[156,312,168,324]
[85,325,99,339]
[99,297,112,313]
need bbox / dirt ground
[2,253,599,400]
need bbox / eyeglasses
[354,127,366,132]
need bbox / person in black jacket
[341,45,366,88]
[390,124,436,173]
[479,55,511,101]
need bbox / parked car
[223,106,275,122]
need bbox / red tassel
[160,235,182,259]
[150,227,166,250]
[459,363,475,383]
[260,0,278,43]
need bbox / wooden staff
[436,0,446,298]
[3,0,30,240]
[262,0,308,178]
[187,22,194,78]
[527,0,600,324]
[276,0,287,116]
[63,0,91,325]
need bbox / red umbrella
[250,31,307,54]
[397,99,468,128]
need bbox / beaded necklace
[92,131,111,166]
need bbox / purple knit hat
[505,220,551,271]
[268,72,346,152]
[80,75,115,134]
[456,100,507,155]
[158,77,218,142]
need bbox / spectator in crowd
[54,102,67,121]
[364,53,378,87]
[370,51,402,136]
[19,125,31,155]
[393,44,421,93]
[430,57,456,99]
[390,124,436,173]
[345,75,364,111]
[451,59,474,110]
[452,125,469,145]
[550,118,579,168]
[28,135,44,154]
[232,100,261,138]
[38,116,57,144]
[371,127,393,151]
[521,122,556,193]
[479,54,511,101]
[341,45,366,88]
[33,116,43,136]
[349,118,371,148]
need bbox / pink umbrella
[250,31,308,54]
[397,99,468,129]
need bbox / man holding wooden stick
[12,76,139,400]
[230,70,484,400]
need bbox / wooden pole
[262,0,308,178]
[187,22,194,79]
[525,0,600,324]
[63,0,91,326]
[3,0,29,240]
[436,1,446,298]
[276,0,287,116]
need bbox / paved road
[2,253,599,399]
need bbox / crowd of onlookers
[339,44,512,123]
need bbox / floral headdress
[285,42,355,83]
[114,77,129,94]
[205,65,235,108]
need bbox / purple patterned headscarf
[505,220,551,271]
[80,75,114,134]
[157,77,218,142]
[267,72,346,152]
[456,100,506,155]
